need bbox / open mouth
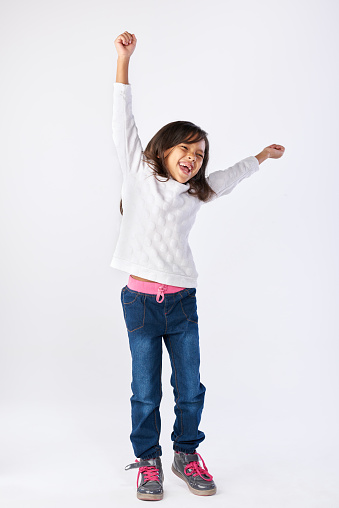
[179,163,192,176]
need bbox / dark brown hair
[119,121,217,215]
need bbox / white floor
[1,403,338,508]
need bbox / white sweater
[110,82,260,288]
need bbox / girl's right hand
[114,31,137,58]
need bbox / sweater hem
[110,257,198,288]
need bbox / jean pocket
[121,287,145,332]
[180,289,198,324]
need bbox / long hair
[119,121,217,215]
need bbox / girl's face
[162,139,206,184]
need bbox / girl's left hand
[264,144,285,159]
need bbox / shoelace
[184,453,214,481]
[135,460,160,486]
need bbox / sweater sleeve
[112,82,144,175]
[205,156,260,202]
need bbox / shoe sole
[137,491,163,501]
[171,464,216,496]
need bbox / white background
[1,0,339,506]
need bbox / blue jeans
[121,285,206,460]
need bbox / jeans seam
[153,345,162,445]
[165,293,175,315]
[153,409,160,445]
[123,294,138,304]
[164,305,168,334]
[179,296,198,324]
[123,293,146,333]
[167,335,184,445]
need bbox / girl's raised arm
[112,32,143,176]
[114,32,137,83]
[206,144,285,202]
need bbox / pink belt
[127,275,186,303]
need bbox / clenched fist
[114,31,137,58]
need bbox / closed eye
[181,145,204,158]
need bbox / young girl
[111,31,285,501]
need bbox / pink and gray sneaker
[125,457,164,501]
[172,451,216,496]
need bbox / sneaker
[125,457,164,501]
[172,451,216,496]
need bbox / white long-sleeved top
[110,82,260,288]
